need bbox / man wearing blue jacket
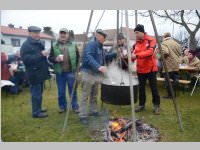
[79,29,117,124]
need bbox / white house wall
[1,34,51,52]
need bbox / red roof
[103,27,136,41]
[0,25,53,40]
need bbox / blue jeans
[30,83,43,116]
[56,72,78,110]
[9,75,21,94]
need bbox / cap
[59,28,68,33]
[28,26,41,32]
[163,32,171,38]
[96,29,107,38]
[188,50,196,56]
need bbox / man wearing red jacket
[131,24,160,115]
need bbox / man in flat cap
[48,28,80,113]
[20,26,49,118]
[131,24,160,115]
[79,29,117,124]
[161,32,181,99]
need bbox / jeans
[138,72,160,107]
[9,75,21,94]
[30,83,43,116]
[164,71,179,97]
[56,72,78,110]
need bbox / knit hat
[134,24,145,33]
[117,32,125,40]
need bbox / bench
[157,78,191,84]
[157,77,191,93]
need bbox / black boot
[32,112,48,118]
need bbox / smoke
[102,61,138,86]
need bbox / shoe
[40,108,48,113]
[163,96,172,99]
[89,111,102,117]
[80,117,88,125]
[33,113,48,118]
[73,108,80,113]
[153,105,160,115]
[135,106,145,113]
[59,108,66,113]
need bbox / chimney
[8,23,14,28]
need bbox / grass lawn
[1,79,200,142]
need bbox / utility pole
[117,10,119,40]
[135,10,138,27]
[125,10,137,142]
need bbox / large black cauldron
[101,83,138,105]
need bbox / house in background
[74,27,136,47]
[0,24,54,55]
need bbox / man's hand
[41,50,48,57]
[55,56,63,62]
[117,47,122,53]
[98,66,107,74]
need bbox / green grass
[1,79,200,142]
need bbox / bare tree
[174,28,189,47]
[138,10,200,49]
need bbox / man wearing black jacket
[20,26,49,118]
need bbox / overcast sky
[1,10,184,36]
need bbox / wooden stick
[62,10,94,134]
[148,10,184,132]
[125,10,137,142]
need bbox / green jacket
[53,41,78,74]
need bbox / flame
[112,121,121,131]
[110,118,131,142]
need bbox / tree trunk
[189,33,197,50]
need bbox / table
[1,80,15,88]
[179,65,199,81]
[179,66,198,72]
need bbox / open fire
[89,116,160,142]
[100,117,160,142]
[103,117,133,142]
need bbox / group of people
[1,50,28,94]
[7,23,198,125]
[158,32,200,98]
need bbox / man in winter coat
[48,28,79,113]
[20,26,49,118]
[79,29,117,124]
[161,32,181,99]
[131,24,160,115]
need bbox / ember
[99,118,160,142]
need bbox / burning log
[100,118,160,142]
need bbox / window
[11,38,20,47]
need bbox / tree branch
[164,10,183,26]
[180,10,192,34]
[196,10,200,19]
